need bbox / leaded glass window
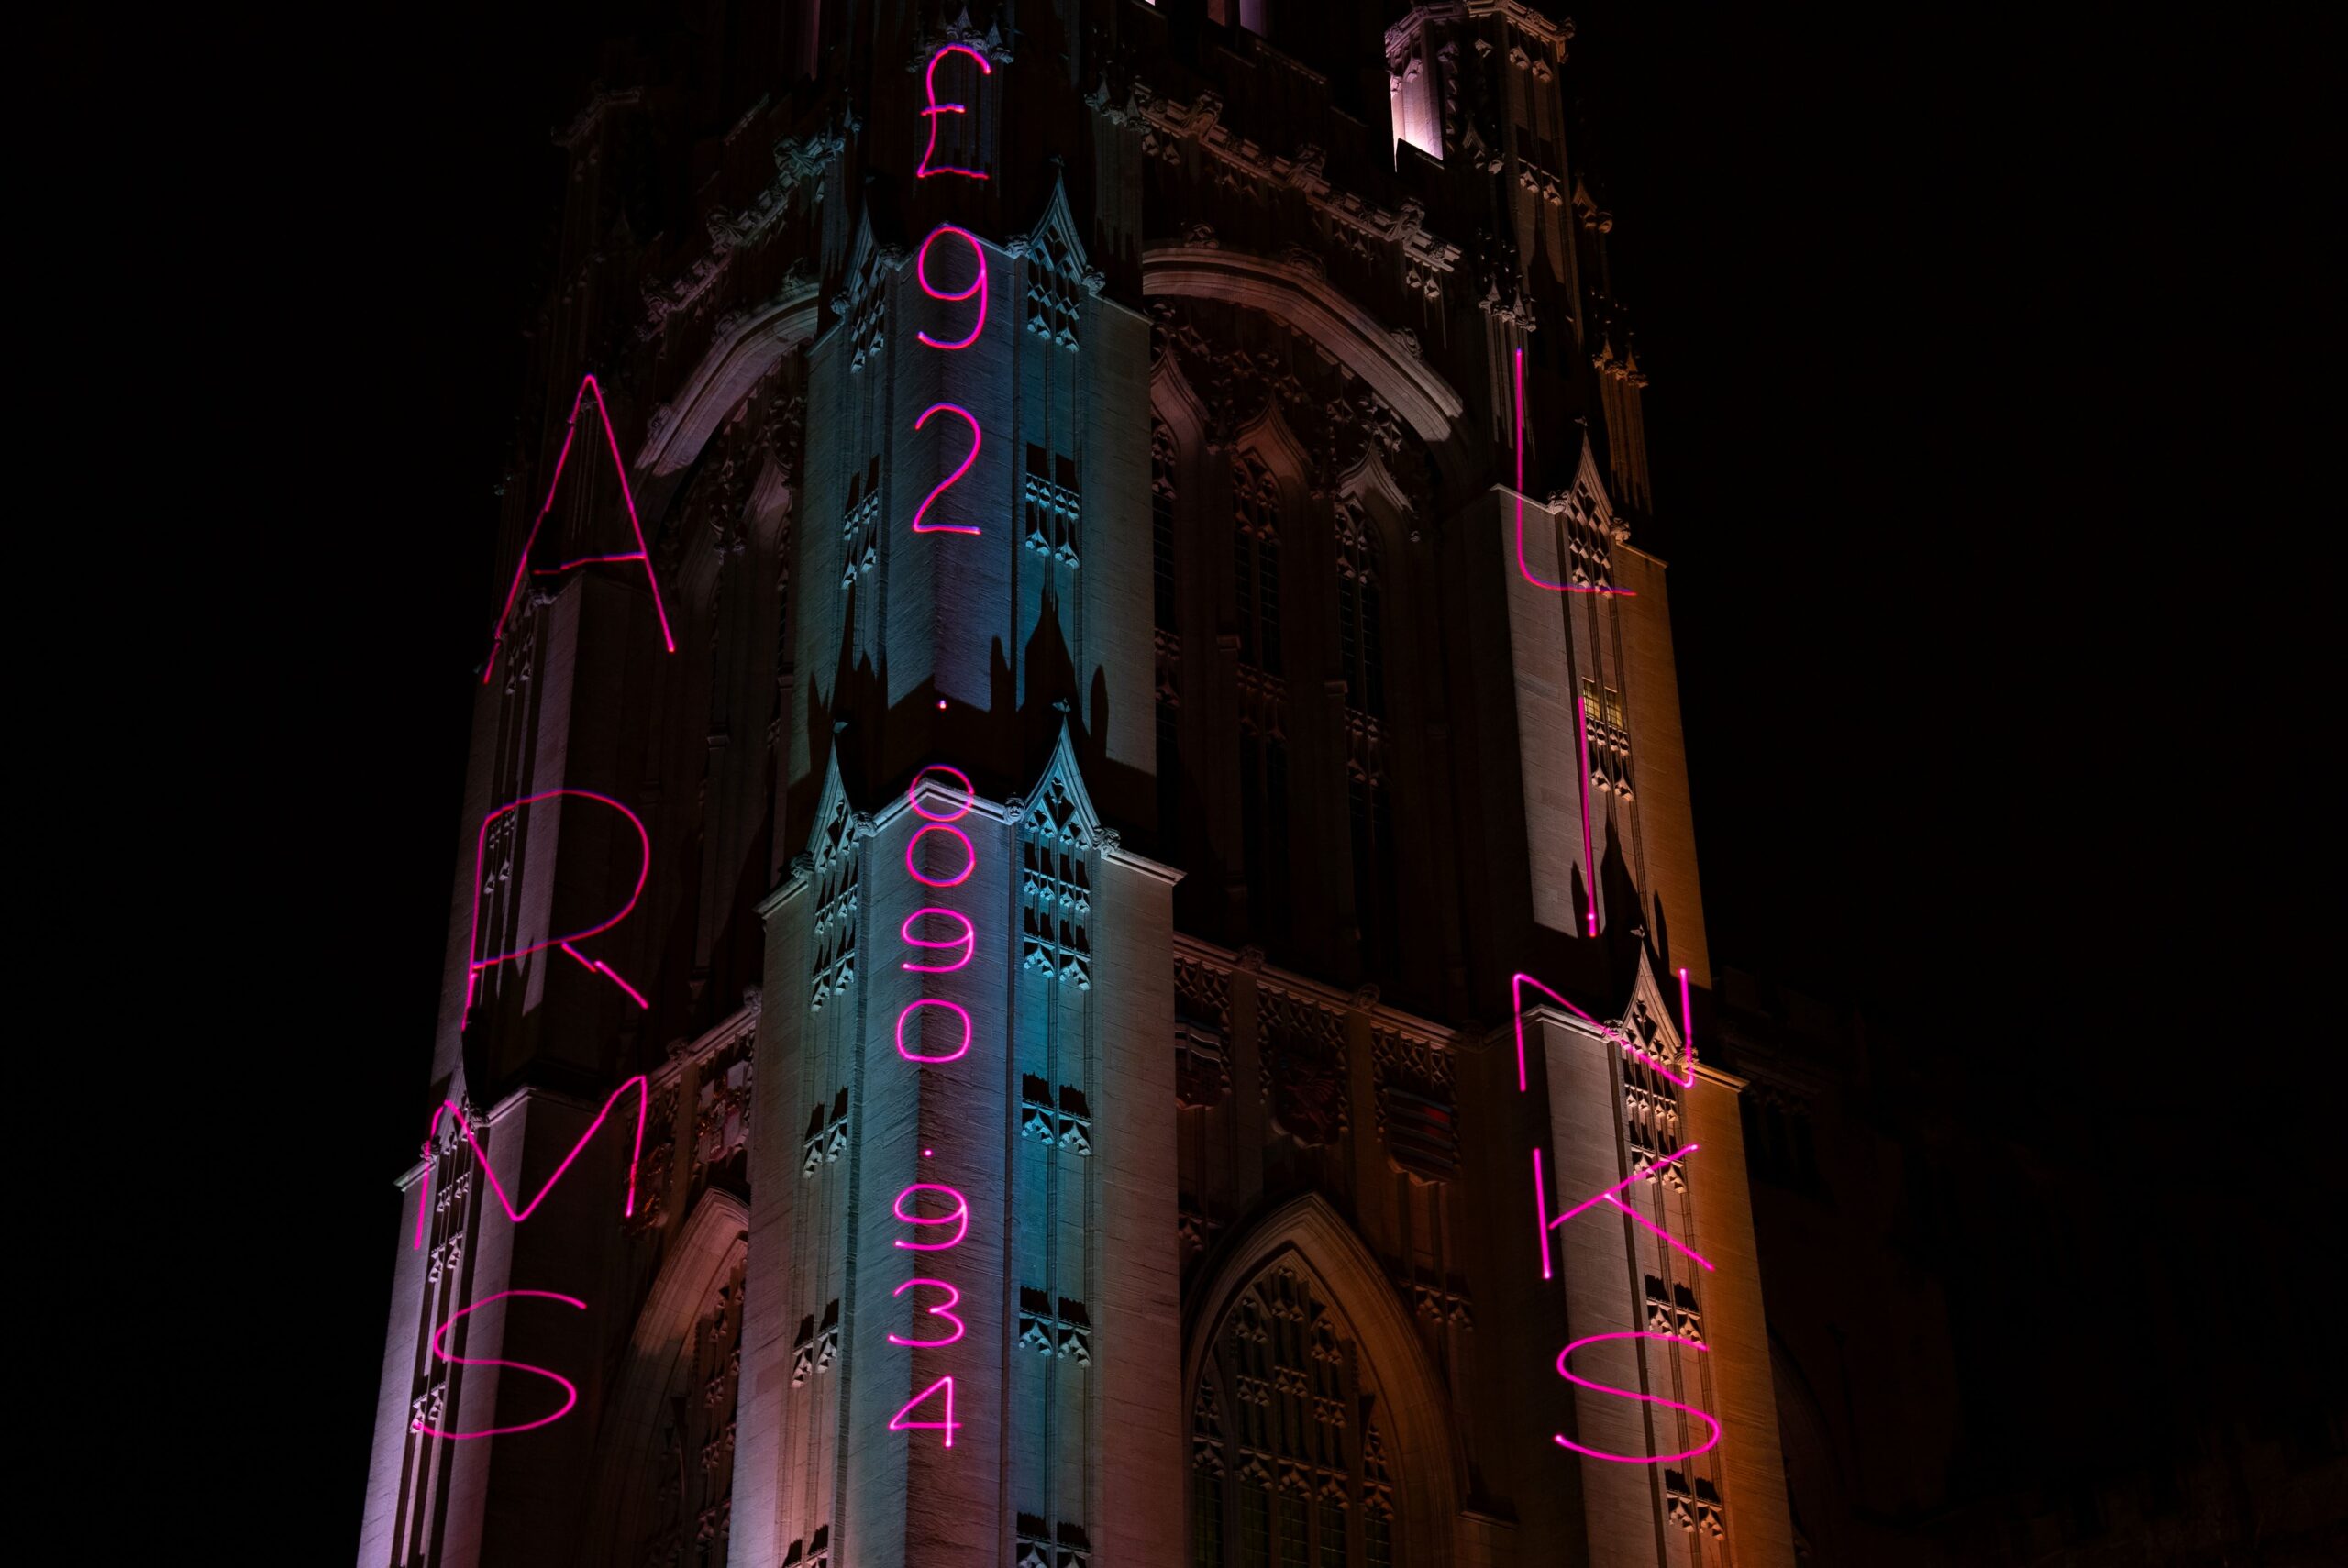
[1190,1265,1401,1566]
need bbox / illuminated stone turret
[357,6,1795,1567]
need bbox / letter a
[482,373,676,684]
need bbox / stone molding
[1144,246,1465,441]
[1181,1192,1469,1562]
[638,285,822,476]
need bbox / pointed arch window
[1238,711,1290,940]
[1334,501,1383,718]
[1026,230,1082,348]
[1191,1264,1399,1567]
[1021,773,1092,988]
[841,454,880,590]
[1233,455,1283,676]
[1335,499,1397,975]
[1155,423,1180,634]
[616,1241,748,1568]
[809,790,859,1008]
[1234,451,1290,936]
[1193,1383,1228,1568]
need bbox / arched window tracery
[1233,451,1290,938]
[1193,1382,1228,1568]
[1191,1263,1400,1568]
[1335,498,1396,976]
[1232,454,1283,675]
[1334,500,1383,719]
[1155,423,1180,634]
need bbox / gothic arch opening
[581,1190,750,1568]
[1329,453,1412,981]
[1142,247,1464,444]
[1150,292,1445,987]
[1186,1196,1463,1567]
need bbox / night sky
[249,4,2333,1545]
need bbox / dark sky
[254,2,2332,1545]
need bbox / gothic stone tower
[356,6,1795,1568]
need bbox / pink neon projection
[1510,972,1696,1091]
[409,1289,589,1440]
[907,764,976,820]
[908,403,983,536]
[900,908,977,972]
[915,225,989,350]
[559,940,651,1008]
[888,1278,968,1347]
[896,58,993,1463]
[1511,347,1634,599]
[1552,1331,1722,1463]
[896,998,974,1064]
[1575,695,1600,937]
[905,822,977,887]
[1533,1144,1715,1275]
[483,373,677,683]
[467,789,651,1011]
[891,1375,961,1446]
[412,1074,651,1250]
[1678,966,1696,1063]
[892,1181,971,1251]
[915,45,991,181]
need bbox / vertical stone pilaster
[1687,1067,1795,1568]
[1091,837,1186,1568]
[1536,1009,1663,1565]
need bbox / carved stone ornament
[1259,991,1348,1146]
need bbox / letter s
[410,1288,589,1441]
[1551,1330,1722,1464]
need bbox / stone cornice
[1692,1060,1751,1094]
[1171,932,1456,1052]
[1125,83,1463,286]
[1100,838,1183,887]
[1384,0,1574,61]
[757,858,813,920]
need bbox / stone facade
[355,5,1795,1566]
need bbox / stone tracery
[1193,1259,1400,1567]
